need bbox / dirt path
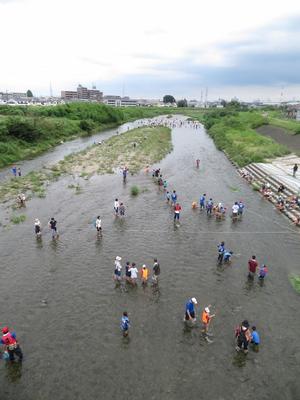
[257,125,300,154]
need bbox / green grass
[0,104,173,168]
[289,275,300,293]
[182,109,290,166]
[0,125,172,204]
[55,125,172,176]
[130,185,140,196]
[268,118,300,134]
[10,214,26,224]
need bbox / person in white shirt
[114,198,119,216]
[129,263,138,285]
[95,216,102,233]
[114,256,122,281]
[232,202,239,218]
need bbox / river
[0,119,146,182]
[0,117,300,400]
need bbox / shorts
[114,207,119,213]
[185,311,195,320]
[114,269,121,277]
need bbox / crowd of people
[239,165,300,226]
[2,117,268,362]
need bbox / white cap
[116,256,122,261]
[142,264,146,268]
[191,297,197,304]
[205,307,210,313]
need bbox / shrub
[10,214,26,224]
[130,185,140,196]
[7,118,40,141]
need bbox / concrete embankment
[240,154,300,223]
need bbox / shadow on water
[4,361,23,383]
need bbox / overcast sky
[1,0,300,100]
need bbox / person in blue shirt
[251,326,260,349]
[199,194,206,210]
[121,312,130,337]
[217,241,225,264]
[171,190,177,205]
[258,264,268,280]
[206,198,213,215]
[223,250,233,263]
[238,201,245,216]
[12,166,17,177]
[185,297,197,322]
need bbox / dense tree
[26,90,33,97]
[163,95,176,104]
[177,99,188,107]
[7,118,40,141]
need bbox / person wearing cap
[185,298,197,322]
[114,256,122,281]
[140,264,149,285]
[201,306,215,336]
[1,326,23,361]
[34,218,41,237]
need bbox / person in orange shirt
[140,264,149,285]
[202,306,215,336]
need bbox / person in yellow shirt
[140,264,149,285]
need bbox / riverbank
[0,104,171,168]
[0,125,172,204]
[257,125,300,154]
[182,109,290,166]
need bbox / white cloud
[1,0,300,97]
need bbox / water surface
[0,118,300,400]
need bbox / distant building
[61,90,78,100]
[286,104,300,121]
[103,96,138,107]
[61,85,103,102]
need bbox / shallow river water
[0,117,300,400]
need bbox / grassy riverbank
[0,125,172,203]
[0,103,171,168]
[183,109,290,166]
[54,125,172,176]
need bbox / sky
[1,0,300,101]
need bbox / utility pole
[205,87,208,108]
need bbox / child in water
[121,312,130,337]
[258,264,268,280]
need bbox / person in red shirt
[248,255,258,280]
[174,203,182,221]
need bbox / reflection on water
[0,117,300,399]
